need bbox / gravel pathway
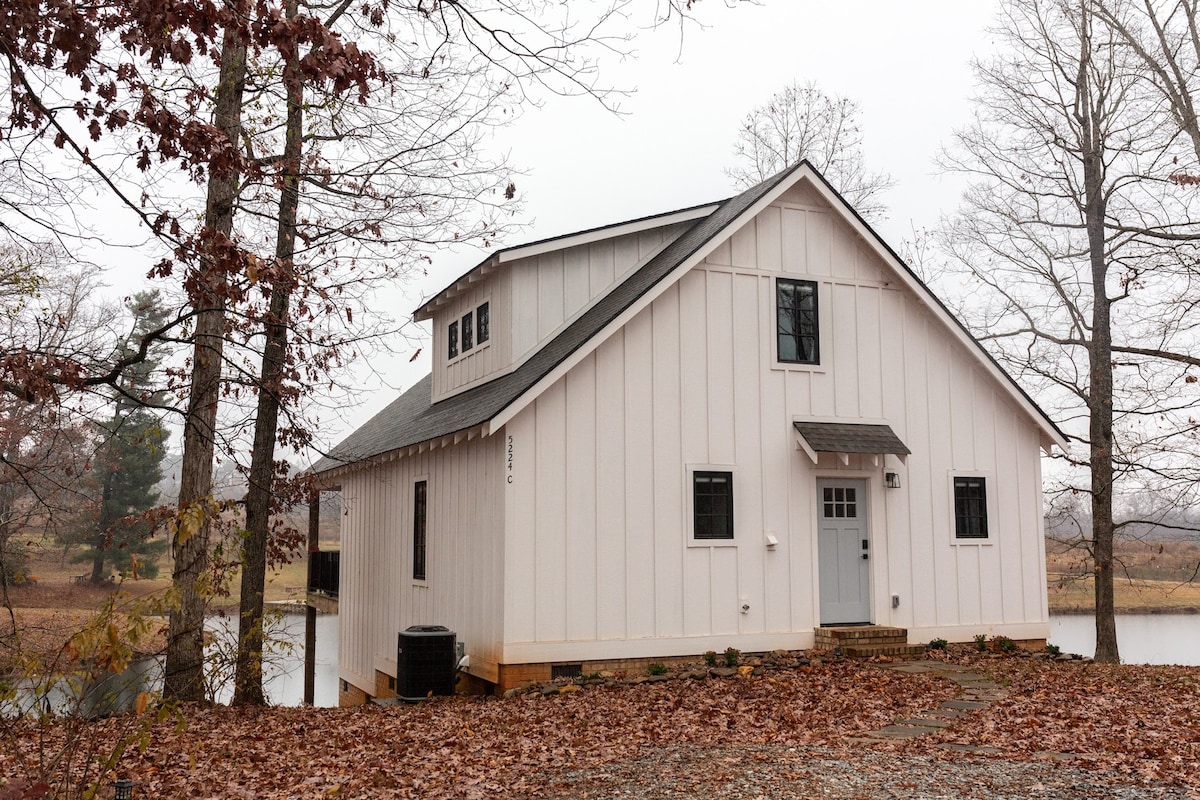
[542,743,1195,799]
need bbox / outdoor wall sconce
[885,472,901,489]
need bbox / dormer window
[477,302,490,344]
[446,300,492,362]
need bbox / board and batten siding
[337,432,506,693]
[500,193,1049,664]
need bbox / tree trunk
[233,0,302,705]
[88,470,114,583]
[164,2,250,702]
[1078,3,1120,664]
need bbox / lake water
[1048,613,1200,665]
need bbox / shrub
[703,650,718,667]
[1045,643,1061,656]
[927,638,948,650]
[992,635,1017,653]
[646,662,668,676]
[974,634,988,651]
[724,647,740,667]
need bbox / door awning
[793,421,910,465]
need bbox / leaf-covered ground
[4,651,1198,799]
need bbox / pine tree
[78,292,172,581]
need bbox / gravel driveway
[543,744,1195,799]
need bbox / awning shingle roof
[792,422,911,456]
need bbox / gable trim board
[315,161,1065,482]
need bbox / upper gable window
[447,320,459,359]
[777,279,819,364]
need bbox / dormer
[416,203,717,402]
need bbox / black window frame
[776,278,820,365]
[461,312,474,352]
[413,480,428,580]
[476,302,490,344]
[447,321,459,359]
[953,476,989,540]
[693,470,734,541]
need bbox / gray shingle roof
[312,164,806,476]
[793,422,912,456]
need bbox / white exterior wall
[501,188,1049,664]
[508,223,690,364]
[337,433,506,693]
[430,222,690,402]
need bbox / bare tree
[942,0,1200,662]
[726,80,894,219]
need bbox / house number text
[507,435,514,483]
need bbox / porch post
[303,489,319,705]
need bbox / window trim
[687,465,736,547]
[949,471,995,545]
[412,478,428,581]
[775,277,820,366]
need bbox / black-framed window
[461,312,473,352]
[447,321,459,359]
[777,278,819,364]
[477,302,490,344]
[953,477,988,539]
[413,480,428,580]
[693,471,733,540]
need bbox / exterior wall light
[885,472,901,489]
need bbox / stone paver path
[851,659,1006,751]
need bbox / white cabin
[315,162,1066,701]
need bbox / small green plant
[974,634,988,651]
[577,671,603,683]
[724,647,740,667]
[1045,643,1061,656]
[646,662,668,676]
[992,635,1017,653]
[703,650,718,667]
[927,638,948,650]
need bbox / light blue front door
[817,479,871,625]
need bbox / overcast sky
[319,1,1003,449]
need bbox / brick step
[815,626,908,648]
[816,634,908,647]
[842,643,927,658]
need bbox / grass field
[10,536,320,612]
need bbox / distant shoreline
[1049,606,1200,616]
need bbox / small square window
[777,279,819,364]
[477,302,490,344]
[693,471,733,540]
[448,321,459,359]
[954,477,988,539]
[462,312,474,352]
